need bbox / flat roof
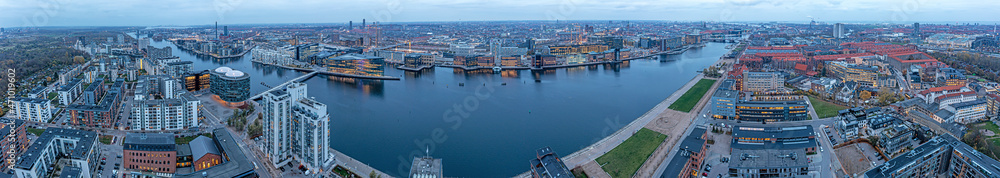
[10,97,48,104]
[16,128,97,169]
[58,166,82,178]
[660,128,707,178]
[529,147,572,178]
[729,148,809,169]
[410,156,444,178]
[124,133,176,151]
[864,135,951,178]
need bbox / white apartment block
[11,97,52,122]
[129,75,200,131]
[261,82,332,171]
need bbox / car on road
[704,165,712,171]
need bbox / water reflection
[253,62,296,78]
[322,76,385,97]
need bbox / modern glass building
[324,53,385,76]
[209,67,250,103]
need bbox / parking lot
[703,131,732,178]
[97,136,124,178]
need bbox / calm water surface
[148,39,728,176]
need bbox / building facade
[209,67,250,103]
[10,97,52,122]
[131,75,200,131]
[123,133,177,177]
[324,53,385,77]
[826,61,878,87]
[742,71,783,93]
[735,100,810,122]
[261,82,332,173]
[13,128,100,178]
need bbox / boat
[492,66,502,73]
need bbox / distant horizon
[6,20,1000,29]
[2,0,997,27]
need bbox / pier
[248,71,319,100]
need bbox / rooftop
[15,128,97,170]
[410,156,443,178]
[529,147,572,178]
[123,133,176,152]
[729,148,809,169]
[175,128,257,178]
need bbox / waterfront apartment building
[826,61,878,87]
[57,78,84,106]
[123,133,177,177]
[529,147,572,178]
[500,55,521,67]
[324,53,385,77]
[735,100,810,122]
[403,53,435,69]
[10,97,52,122]
[14,128,100,178]
[182,70,211,92]
[209,67,251,103]
[548,44,608,55]
[532,55,557,68]
[131,75,200,131]
[865,135,1000,178]
[261,82,332,172]
[741,71,783,92]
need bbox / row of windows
[129,165,171,172]
[130,152,173,158]
[130,158,172,165]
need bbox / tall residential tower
[261,82,332,173]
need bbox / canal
[147,38,730,176]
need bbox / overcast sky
[1,0,996,27]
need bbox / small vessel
[492,66,502,73]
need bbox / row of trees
[931,52,1000,83]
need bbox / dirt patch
[835,144,872,177]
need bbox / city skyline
[3,0,1000,27]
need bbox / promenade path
[515,73,710,177]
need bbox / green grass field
[982,122,1000,134]
[99,135,114,144]
[26,127,45,136]
[596,128,667,178]
[668,79,717,112]
[808,96,848,118]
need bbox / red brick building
[0,118,28,173]
[123,133,177,176]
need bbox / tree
[73,56,85,64]
[369,171,382,178]
[859,90,872,100]
[248,117,262,137]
